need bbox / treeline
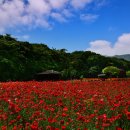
[0,34,130,81]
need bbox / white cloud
[27,0,51,15]
[62,9,73,18]
[114,33,130,55]
[22,35,30,40]
[87,40,114,56]
[71,0,93,9]
[94,0,107,8]
[0,0,106,32]
[51,12,67,22]
[49,0,68,9]
[12,34,30,41]
[80,14,99,22]
[86,33,130,56]
[0,0,27,29]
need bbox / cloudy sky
[0,0,130,56]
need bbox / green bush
[102,66,120,78]
[126,71,130,77]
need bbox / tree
[0,58,16,81]
[118,69,126,78]
[126,71,130,77]
[0,34,130,81]
[102,66,120,78]
[88,66,100,78]
[4,34,17,41]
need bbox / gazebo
[35,70,61,81]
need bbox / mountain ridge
[114,54,130,61]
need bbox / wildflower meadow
[0,79,130,130]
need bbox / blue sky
[0,0,130,55]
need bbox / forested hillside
[0,34,130,81]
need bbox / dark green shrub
[126,71,130,77]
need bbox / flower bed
[0,79,130,130]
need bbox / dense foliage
[102,66,120,78]
[126,71,130,77]
[0,34,130,81]
[1,79,130,129]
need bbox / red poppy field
[1,79,130,130]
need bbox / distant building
[35,70,61,81]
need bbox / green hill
[0,34,130,81]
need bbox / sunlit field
[1,79,130,130]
